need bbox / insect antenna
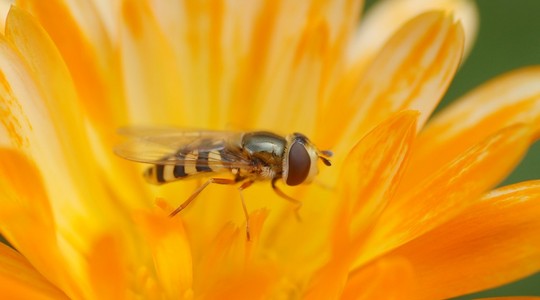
[320,156,332,166]
[318,150,333,166]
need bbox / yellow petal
[0,13,133,259]
[4,6,127,206]
[0,1,9,33]
[401,66,540,192]
[137,0,364,132]
[242,182,336,293]
[341,257,415,300]
[148,0,227,128]
[222,0,363,133]
[389,181,540,299]
[5,6,84,151]
[120,0,190,127]
[319,11,464,158]
[0,243,68,300]
[348,0,477,67]
[357,124,532,268]
[257,18,327,135]
[10,4,149,209]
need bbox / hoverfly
[115,128,332,240]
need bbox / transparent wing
[114,127,254,170]
[117,127,237,148]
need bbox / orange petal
[304,256,349,300]
[203,266,278,300]
[307,111,418,299]
[356,124,532,267]
[134,211,193,298]
[319,11,464,157]
[87,234,128,300]
[389,181,540,299]
[337,110,419,247]
[484,298,540,300]
[0,148,84,299]
[16,0,126,130]
[0,243,68,300]
[341,256,415,300]
[194,210,275,297]
[401,66,540,192]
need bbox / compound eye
[285,141,311,186]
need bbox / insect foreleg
[169,178,237,217]
[238,180,254,241]
[271,178,303,222]
[168,177,255,242]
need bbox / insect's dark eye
[286,141,311,186]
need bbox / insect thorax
[240,131,286,181]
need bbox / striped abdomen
[144,149,224,184]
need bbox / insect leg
[271,178,303,221]
[238,180,254,241]
[169,178,237,217]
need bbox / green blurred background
[370,0,540,297]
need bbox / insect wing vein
[114,129,254,171]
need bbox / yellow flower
[0,0,539,299]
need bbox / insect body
[115,129,332,240]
